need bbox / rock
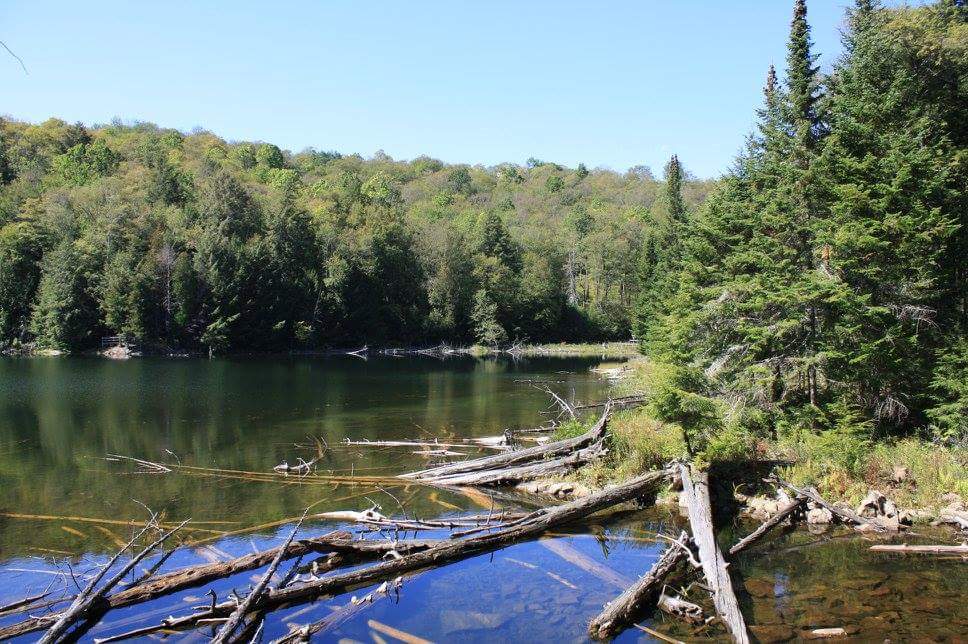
[890,466,910,485]
[802,627,849,639]
[807,507,834,524]
[745,578,776,598]
[745,496,781,520]
[750,625,796,642]
[439,609,509,635]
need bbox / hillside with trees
[0,117,714,353]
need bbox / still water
[0,356,965,642]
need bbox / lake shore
[548,357,967,532]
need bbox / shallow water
[0,356,965,642]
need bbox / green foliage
[928,339,968,445]
[641,0,967,447]
[470,289,507,346]
[255,143,284,169]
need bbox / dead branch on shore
[678,463,750,644]
[869,543,968,555]
[587,531,693,639]
[774,477,895,532]
[729,496,806,555]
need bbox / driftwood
[402,404,611,484]
[869,543,968,555]
[0,532,438,641]
[212,514,306,643]
[64,469,671,641]
[658,592,705,624]
[678,464,750,644]
[729,496,806,555]
[774,478,894,532]
[587,531,692,639]
[420,442,607,486]
[39,519,188,643]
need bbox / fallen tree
[21,469,671,642]
[729,495,806,555]
[587,531,693,639]
[678,463,750,644]
[402,403,612,484]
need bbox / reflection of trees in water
[0,356,606,558]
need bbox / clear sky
[0,1,913,178]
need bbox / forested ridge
[636,0,967,446]
[0,112,715,352]
[0,0,965,446]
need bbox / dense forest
[636,0,967,446]
[0,113,714,352]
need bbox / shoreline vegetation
[2,340,640,360]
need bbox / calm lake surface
[0,356,965,642]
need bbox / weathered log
[678,463,750,644]
[657,592,705,624]
[212,513,306,643]
[420,442,607,486]
[402,404,611,481]
[587,531,691,639]
[0,532,438,641]
[64,469,672,641]
[39,519,187,644]
[869,543,968,555]
[774,478,894,532]
[729,496,805,555]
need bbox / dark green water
[0,356,965,642]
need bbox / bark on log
[402,404,611,482]
[678,464,750,644]
[0,532,438,641]
[729,497,805,555]
[587,531,691,639]
[27,469,671,642]
[657,592,704,624]
[869,543,968,555]
[775,478,894,532]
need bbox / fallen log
[587,531,692,639]
[39,519,188,643]
[213,513,306,643]
[869,543,968,555]
[774,478,894,532]
[0,532,438,641]
[62,469,672,641]
[729,496,805,555]
[419,442,607,486]
[678,463,750,644]
[402,403,611,482]
[658,592,705,624]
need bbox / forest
[633,0,966,448]
[1,0,966,447]
[0,113,714,352]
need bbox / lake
[0,356,965,642]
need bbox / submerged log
[0,532,438,641]
[869,543,968,555]
[678,464,750,644]
[657,592,705,624]
[402,403,611,483]
[587,531,692,639]
[729,496,805,555]
[43,469,671,641]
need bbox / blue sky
[0,1,912,178]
